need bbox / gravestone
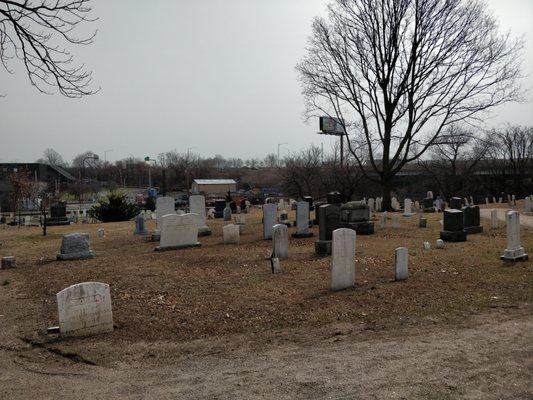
[450,197,462,210]
[279,210,291,227]
[392,215,400,229]
[423,198,435,213]
[57,233,95,260]
[214,200,226,219]
[313,201,326,226]
[134,214,148,235]
[292,201,313,238]
[440,209,466,242]
[525,197,532,213]
[327,191,342,205]
[331,228,356,291]
[234,214,246,234]
[263,204,278,240]
[380,211,387,229]
[340,201,374,234]
[500,211,528,262]
[462,205,483,234]
[155,213,201,251]
[97,228,105,238]
[436,239,445,249]
[272,224,289,260]
[419,217,427,228]
[153,196,175,241]
[427,191,434,199]
[271,257,282,274]
[403,198,414,217]
[189,195,211,236]
[223,204,232,221]
[367,198,375,212]
[1,256,16,269]
[491,209,498,229]
[57,282,113,337]
[394,247,408,281]
[315,204,341,255]
[48,202,70,226]
[223,224,240,244]
[423,241,431,250]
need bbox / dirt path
[480,208,533,228]
[1,309,531,400]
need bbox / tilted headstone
[57,233,95,260]
[272,224,289,260]
[394,247,408,281]
[331,228,356,291]
[315,204,341,255]
[155,213,200,251]
[500,211,528,262]
[57,282,113,337]
[189,195,211,236]
[462,205,483,234]
[440,209,466,242]
[292,201,313,238]
[134,214,148,235]
[340,201,374,234]
[223,224,240,244]
[263,204,278,239]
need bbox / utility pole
[144,156,156,188]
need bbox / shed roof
[193,179,237,185]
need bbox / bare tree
[297,0,523,210]
[0,0,97,97]
[36,148,67,167]
[418,124,488,199]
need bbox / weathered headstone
[153,196,175,240]
[155,213,201,251]
[380,211,387,229]
[500,211,528,262]
[427,191,434,199]
[423,241,431,250]
[331,228,356,291]
[271,257,282,274]
[57,282,113,337]
[292,201,313,238]
[234,214,246,234]
[368,198,375,213]
[315,204,341,255]
[223,224,240,244]
[272,224,289,260]
[340,201,374,234]
[436,239,445,249]
[134,214,148,235]
[223,204,232,221]
[525,197,532,213]
[263,204,278,240]
[57,233,95,260]
[97,228,105,238]
[189,195,211,236]
[403,199,414,217]
[392,215,400,229]
[462,205,483,234]
[394,247,408,281]
[440,209,467,242]
[491,209,498,229]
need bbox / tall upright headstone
[292,201,313,238]
[263,204,277,240]
[394,247,408,281]
[500,211,528,261]
[462,205,483,234]
[403,198,414,217]
[57,282,113,337]
[153,196,175,240]
[331,228,356,291]
[155,213,201,251]
[272,224,289,260]
[189,195,211,236]
[315,204,341,255]
[491,209,498,229]
[134,214,148,235]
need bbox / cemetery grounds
[0,204,531,399]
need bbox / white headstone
[491,209,498,229]
[380,211,387,229]
[294,201,311,236]
[263,204,277,239]
[57,282,113,337]
[427,191,434,199]
[331,228,356,291]
[394,247,408,281]
[157,213,200,251]
[272,224,289,260]
[423,241,431,250]
[271,257,282,274]
[500,211,528,261]
[189,195,211,235]
[368,198,375,212]
[155,197,175,231]
[223,224,240,244]
[403,199,414,217]
[392,215,400,228]
[436,239,445,249]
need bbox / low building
[191,179,237,197]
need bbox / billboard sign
[319,116,344,135]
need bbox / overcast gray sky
[1,0,532,163]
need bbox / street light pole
[277,142,288,167]
[144,156,156,188]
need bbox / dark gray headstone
[449,197,462,210]
[440,209,466,242]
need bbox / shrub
[89,192,140,222]
[144,196,156,211]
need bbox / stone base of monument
[341,222,374,235]
[315,240,332,255]
[439,230,467,242]
[500,247,528,262]
[464,225,483,234]
[292,232,314,238]
[57,251,95,261]
[46,217,71,226]
[403,213,415,218]
[198,226,212,236]
[151,231,161,242]
[155,243,201,252]
[134,229,149,236]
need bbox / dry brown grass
[0,207,531,343]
